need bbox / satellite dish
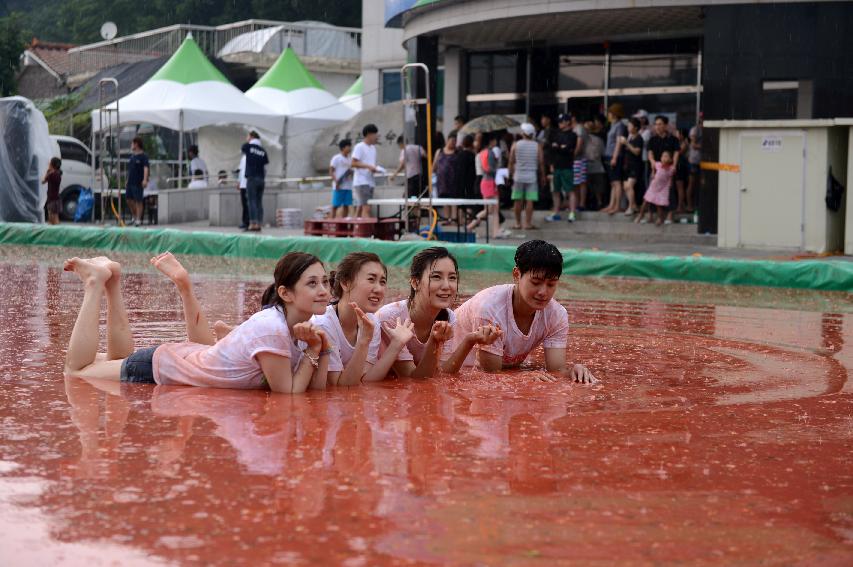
[100,22,118,41]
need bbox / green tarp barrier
[0,222,851,292]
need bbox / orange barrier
[700,161,741,173]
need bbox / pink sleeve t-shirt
[152,307,302,389]
[454,284,569,368]
[376,299,456,363]
[311,305,381,373]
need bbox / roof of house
[24,39,76,78]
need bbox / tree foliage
[0,12,26,96]
[1,0,360,44]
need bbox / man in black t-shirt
[545,114,578,222]
[647,115,680,171]
[126,137,149,227]
[241,131,269,232]
[646,115,680,220]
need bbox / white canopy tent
[199,48,354,180]
[339,75,363,114]
[91,35,284,184]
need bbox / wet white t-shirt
[454,284,569,367]
[376,299,456,363]
[153,307,302,388]
[311,305,380,372]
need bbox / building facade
[371,0,853,236]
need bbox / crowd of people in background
[398,107,703,235]
[119,107,701,235]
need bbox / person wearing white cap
[508,123,545,230]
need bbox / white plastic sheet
[0,97,54,222]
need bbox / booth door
[737,131,806,249]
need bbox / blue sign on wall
[384,0,419,27]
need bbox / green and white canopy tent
[339,75,363,114]
[238,48,355,177]
[246,48,355,121]
[91,35,284,179]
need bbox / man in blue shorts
[329,139,354,218]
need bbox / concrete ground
[114,209,849,262]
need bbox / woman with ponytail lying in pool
[63,252,332,394]
[453,240,597,383]
[376,246,504,378]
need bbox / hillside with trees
[0,0,360,43]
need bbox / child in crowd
[635,150,674,226]
[43,157,62,225]
[63,252,331,394]
[453,240,596,383]
[376,247,502,378]
[329,139,354,218]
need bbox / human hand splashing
[381,317,415,346]
[430,320,453,343]
[467,323,503,346]
[532,364,597,384]
[569,364,597,384]
[293,322,328,352]
[350,302,375,344]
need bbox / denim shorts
[120,346,159,383]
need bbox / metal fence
[67,20,361,78]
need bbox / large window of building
[382,70,402,103]
[609,54,698,89]
[558,54,605,91]
[468,52,521,95]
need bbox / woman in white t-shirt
[313,252,414,386]
[376,247,502,379]
[63,252,333,394]
[454,240,596,383]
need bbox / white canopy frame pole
[400,63,432,236]
[177,110,184,189]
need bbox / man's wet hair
[339,138,352,150]
[362,123,378,136]
[515,240,563,280]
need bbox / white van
[49,135,96,220]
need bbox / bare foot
[151,252,190,289]
[213,320,235,341]
[63,257,112,287]
[91,257,122,288]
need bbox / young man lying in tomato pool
[453,239,596,383]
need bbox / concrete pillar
[845,126,853,255]
[442,47,462,135]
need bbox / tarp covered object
[2,222,853,291]
[218,21,361,62]
[0,97,54,222]
[91,36,283,135]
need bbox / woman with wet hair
[63,251,332,394]
[376,246,502,378]
[314,252,414,385]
